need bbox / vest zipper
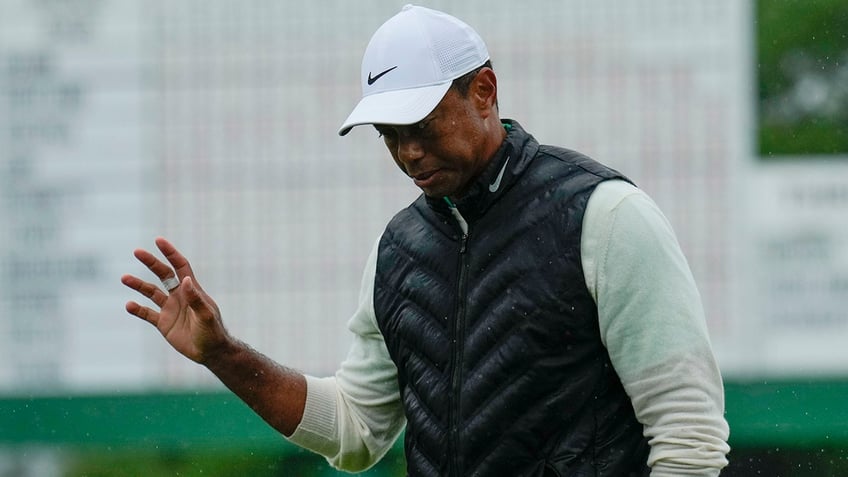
[444,197,469,252]
[444,197,469,476]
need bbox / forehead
[430,87,463,115]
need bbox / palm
[157,289,199,357]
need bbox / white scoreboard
[1,0,843,394]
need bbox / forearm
[203,337,306,437]
[625,348,728,476]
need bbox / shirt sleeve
[286,238,406,472]
[581,180,731,476]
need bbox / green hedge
[3,379,848,475]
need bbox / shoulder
[536,145,629,183]
[585,180,646,216]
[581,180,680,296]
[585,180,675,239]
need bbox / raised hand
[121,236,307,436]
[121,237,228,364]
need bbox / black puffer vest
[374,121,650,477]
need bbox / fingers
[121,273,169,308]
[123,239,212,328]
[155,237,195,281]
[133,248,180,288]
[124,300,160,327]
[131,237,194,293]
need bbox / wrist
[199,334,242,370]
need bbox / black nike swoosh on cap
[367,66,398,85]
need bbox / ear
[470,67,498,115]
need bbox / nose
[396,134,425,164]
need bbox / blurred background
[0,0,846,475]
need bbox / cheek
[391,156,407,174]
[381,138,397,157]
[386,147,408,174]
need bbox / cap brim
[338,82,452,136]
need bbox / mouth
[411,170,440,188]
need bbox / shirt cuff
[286,375,340,458]
[651,464,722,477]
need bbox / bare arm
[202,338,306,436]
[121,236,306,436]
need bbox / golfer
[122,5,730,476]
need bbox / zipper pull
[443,197,469,253]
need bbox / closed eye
[374,125,392,139]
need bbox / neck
[446,121,510,202]
[479,116,508,165]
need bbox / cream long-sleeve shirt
[287,180,731,476]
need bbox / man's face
[374,87,492,199]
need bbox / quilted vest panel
[375,127,649,477]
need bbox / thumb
[182,276,211,315]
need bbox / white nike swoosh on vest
[489,156,510,192]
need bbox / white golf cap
[338,4,489,136]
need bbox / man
[122,5,730,476]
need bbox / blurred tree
[758,0,848,156]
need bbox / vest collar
[425,119,539,221]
